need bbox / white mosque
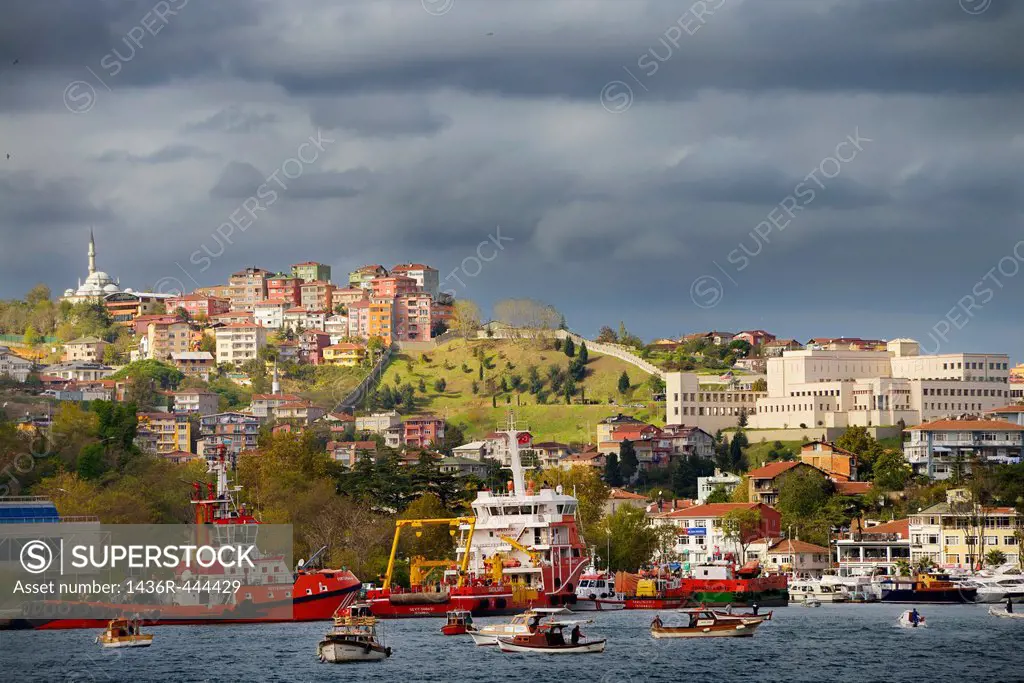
[62,229,125,303]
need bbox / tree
[752,378,767,392]
[398,494,456,560]
[596,326,617,343]
[433,378,447,393]
[26,283,51,308]
[493,298,562,334]
[199,334,216,354]
[527,467,609,533]
[619,440,639,482]
[777,466,834,538]
[721,507,762,562]
[452,300,482,337]
[76,443,107,480]
[985,549,1008,568]
[109,359,184,389]
[729,431,747,472]
[604,453,623,487]
[705,485,731,504]
[835,426,886,478]
[590,506,661,572]
[23,323,40,346]
[125,375,159,411]
[617,370,630,395]
[564,337,576,358]
[578,342,589,365]
[894,559,911,577]
[872,448,912,491]
[737,407,748,428]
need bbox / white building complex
[666,339,1011,434]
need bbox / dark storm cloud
[94,144,217,164]
[0,172,112,226]
[183,106,279,134]
[0,0,1021,355]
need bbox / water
[1,604,1022,683]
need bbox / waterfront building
[904,418,1023,479]
[910,490,1022,569]
[833,518,911,576]
[652,502,782,564]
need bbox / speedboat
[962,571,1024,604]
[988,606,1024,620]
[317,603,392,663]
[496,620,605,654]
[651,609,763,638]
[897,610,926,628]
[468,607,570,646]
[94,618,153,648]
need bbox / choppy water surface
[2,604,1022,682]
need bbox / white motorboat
[962,568,1024,604]
[803,598,822,607]
[317,603,392,663]
[897,610,926,628]
[572,572,626,611]
[988,606,1024,619]
[468,607,571,646]
[789,578,850,603]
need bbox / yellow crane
[499,534,542,566]
[382,517,476,590]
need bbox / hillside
[377,338,662,442]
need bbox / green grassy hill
[377,338,662,442]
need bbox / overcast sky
[0,0,1021,358]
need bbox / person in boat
[752,603,759,616]
[528,615,540,633]
[1007,596,1013,614]
[570,625,581,645]
[910,608,920,626]
[651,615,663,629]
[725,603,733,614]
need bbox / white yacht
[789,578,851,603]
[962,566,1024,603]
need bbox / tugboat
[496,620,605,654]
[366,414,590,618]
[681,561,789,607]
[12,445,362,630]
[94,617,153,648]
[317,603,392,663]
[650,609,763,639]
[877,572,977,604]
[441,610,474,635]
[622,572,689,610]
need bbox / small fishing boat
[441,609,474,635]
[468,607,570,646]
[94,618,153,648]
[897,610,926,628]
[317,603,392,663]
[803,598,822,607]
[712,608,773,623]
[988,606,1024,620]
[650,609,762,639]
[496,620,605,654]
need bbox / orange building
[800,440,859,481]
[370,275,418,299]
[368,298,394,344]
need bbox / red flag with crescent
[516,432,531,445]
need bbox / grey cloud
[94,144,217,164]
[309,95,451,138]
[183,106,279,134]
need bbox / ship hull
[879,589,975,604]
[2,577,361,630]
[624,598,685,610]
[687,590,789,607]
[366,590,577,619]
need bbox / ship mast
[499,411,526,497]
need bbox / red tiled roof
[657,502,761,519]
[252,393,302,401]
[608,488,649,500]
[329,440,377,449]
[277,401,313,409]
[862,518,909,538]
[835,481,874,496]
[907,419,1024,432]
[987,405,1024,414]
[768,539,829,554]
[391,263,433,271]
[747,461,801,479]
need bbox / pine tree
[617,370,630,394]
[604,453,623,487]
[564,337,575,357]
[578,341,589,364]
[619,439,639,482]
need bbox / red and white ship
[365,414,590,618]
[6,446,361,630]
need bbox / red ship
[365,415,590,618]
[3,446,361,630]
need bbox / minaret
[271,361,281,394]
[88,228,96,275]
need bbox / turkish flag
[516,432,531,445]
